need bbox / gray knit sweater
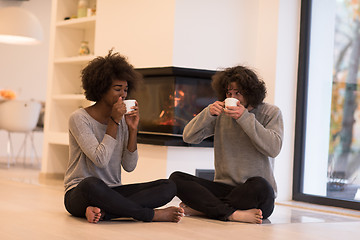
[64,108,138,193]
[183,103,283,194]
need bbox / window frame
[293,0,360,210]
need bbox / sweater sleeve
[236,106,284,158]
[69,112,117,168]
[120,118,138,172]
[121,149,138,172]
[183,105,217,144]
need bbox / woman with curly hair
[170,65,283,224]
[64,50,184,223]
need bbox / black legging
[64,177,177,222]
[169,171,275,220]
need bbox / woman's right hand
[111,97,127,122]
[209,101,225,116]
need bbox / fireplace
[129,67,216,146]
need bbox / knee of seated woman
[245,177,273,192]
[160,179,177,199]
[158,179,177,192]
[245,176,267,184]
[167,179,176,188]
[79,176,107,190]
[169,171,185,181]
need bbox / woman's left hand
[124,101,139,131]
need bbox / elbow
[182,128,202,144]
[269,150,280,158]
[269,140,283,158]
[94,160,108,169]
[183,134,201,144]
[182,133,191,144]
[123,163,136,172]
[93,154,110,168]
[93,152,112,168]
[182,126,191,143]
[122,153,138,172]
[182,130,193,144]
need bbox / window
[294,0,360,209]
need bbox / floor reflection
[267,205,360,224]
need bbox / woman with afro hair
[64,50,184,223]
[170,65,283,224]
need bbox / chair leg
[29,131,40,166]
[15,132,40,167]
[6,133,10,168]
[15,133,27,166]
[25,131,39,166]
[6,132,14,168]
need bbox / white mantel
[122,144,214,184]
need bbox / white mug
[123,99,136,114]
[224,98,239,109]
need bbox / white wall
[0,0,51,163]
[95,0,176,67]
[173,0,259,70]
[0,0,50,102]
[255,0,280,105]
[273,0,301,201]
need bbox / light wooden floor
[1,164,360,240]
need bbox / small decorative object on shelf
[87,5,96,17]
[77,0,88,18]
[0,89,16,100]
[78,41,90,55]
[91,5,96,16]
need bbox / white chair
[0,99,42,168]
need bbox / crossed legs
[64,177,183,223]
[169,171,275,224]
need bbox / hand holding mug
[111,97,127,122]
[123,99,136,114]
[224,98,245,120]
[124,100,139,130]
[224,98,239,109]
[209,101,225,116]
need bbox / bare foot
[85,206,103,223]
[179,202,204,216]
[228,209,263,224]
[152,206,184,223]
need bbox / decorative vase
[78,41,90,56]
[77,0,88,18]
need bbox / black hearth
[129,67,217,146]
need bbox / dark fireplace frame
[131,66,216,147]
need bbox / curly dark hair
[211,65,266,107]
[81,49,142,102]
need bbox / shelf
[47,132,69,145]
[42,0,98,175]
[56,16,96,29]
[54,55,94,64]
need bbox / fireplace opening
[129,67,217,146]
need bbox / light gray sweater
[64,108,138,193]
[183,103,283,194]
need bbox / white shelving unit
[42,0,97,177]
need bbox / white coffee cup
[123,99,136,114]
[224,98,239,109]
